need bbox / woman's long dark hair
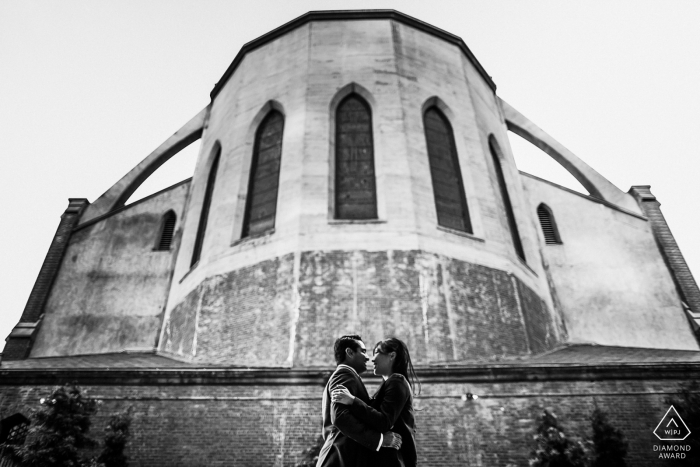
[375,337,421,396]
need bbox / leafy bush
[0,383,132,467]
[14,383,99,467]
[97,409,132,467]
[590,408,627,467]
[529,410,591,467]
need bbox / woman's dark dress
[348,373,416,467]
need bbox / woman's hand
[331,385,355,405]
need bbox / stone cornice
[2,362,698,386]
[210,10,497,101]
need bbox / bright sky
[1,1,699,352]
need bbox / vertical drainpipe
[629,186,700,344]
[2,198,89,360]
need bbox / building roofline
[519,171,648,221]
[210,9,497,100]
[73,177,192,233]
[2,362,699,386]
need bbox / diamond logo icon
[654,406,691,441]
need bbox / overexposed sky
[1,0,699,351]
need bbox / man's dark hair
[334,335,363,364]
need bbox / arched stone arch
[244,100,286,146]
[329,82,376,113]
[421,95,456,123]
[499,98,640,213]
[80,106,210,223]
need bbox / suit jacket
[316,365,381,467]
[348,374,416,467]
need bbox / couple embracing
[316,335,419,467]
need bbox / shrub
[590,408,627,467]
[529,410,591,467]
[14,383,99,467]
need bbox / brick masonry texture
[0,377,693,466]
[161,250,556,365]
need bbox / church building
[2,10,699,466]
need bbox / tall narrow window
[191,148,220,267]
[423,107,472,233]
[156,210,177,251]
[537,204,562,244]
[335,94,377,219]
[242,110,284,237]
[489,138,525,261]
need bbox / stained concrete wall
[161,250,556,365]
[162,19,558,358]
[521,174,698,350]
[31,181,190,357]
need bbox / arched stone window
[489,136,525,261]
[423,107,472,233]
[191,146,220,267]
[242,110,284,237]
[155,210,177,251]
[537,203,562,245]
[335,94,377,219]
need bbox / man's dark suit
[316,365,381,467]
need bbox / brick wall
[161,250,557,365]
[0,373,694,466]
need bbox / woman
[331,337,419,467]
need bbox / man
[316,335,402,467]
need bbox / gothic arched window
[335,94,377,219]
[191,147,220,267]
[242,110,284,237]
[155,210,176,251]
[423,107,472,233]
[489,137,525,261]
[537,203,562,245]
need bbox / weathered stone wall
[0,375,692,466]
[161,250,557,365]
[31,182,190,357]
[521,174,698,350]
